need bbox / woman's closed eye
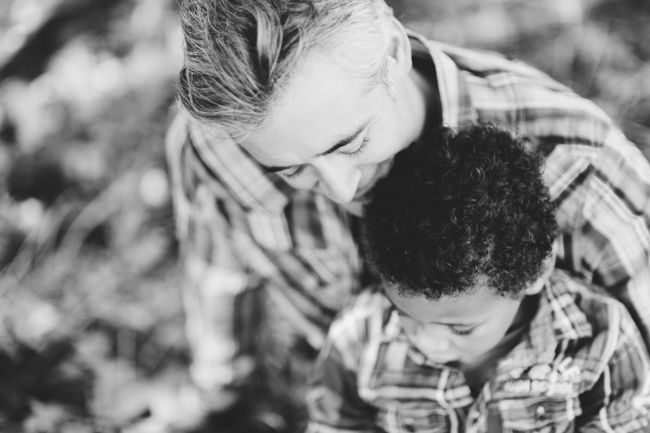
[281,138,369,179]
[283,165,307,179]
[342,137,369,157]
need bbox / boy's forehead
[384,276,495,303]
[384,282,511,323]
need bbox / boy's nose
[423,337,451,353]
[415,331,454,362]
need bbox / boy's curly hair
[363,124,557,300]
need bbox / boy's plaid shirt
[307,271,650,433]
[166,31,650,393]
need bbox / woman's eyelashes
[284,165,306,179]
[282,138,369,178]
[342,137,369,157]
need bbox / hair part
[177,0,394,140]
[363,124,558,301]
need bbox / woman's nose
[312,159,361,204]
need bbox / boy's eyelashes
[450,327,474,336]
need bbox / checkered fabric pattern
[165,30,650,398]
[307,270,650,433]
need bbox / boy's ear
[386,17,412,78]
[524,242,558,296]
[524,278,546,296]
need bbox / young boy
[306,124,650,432]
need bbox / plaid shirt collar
[408,30,479,128]
[186,30,479,214]
[387,273,594,371]
[187,124,289,214]
[513,277,594,368]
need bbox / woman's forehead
[239,56,383,166]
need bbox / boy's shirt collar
[527,272,593,358]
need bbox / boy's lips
[428,357,457,365]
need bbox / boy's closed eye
[397,311,477,337]
[450,327,474,336]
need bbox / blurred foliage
[0,0,188,431]
[0,0,648,432]
[386,0,650,157]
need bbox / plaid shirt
[166,30,650,394]
[307,270,650,433]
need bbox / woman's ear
[386,17,412,78]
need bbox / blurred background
[0,0,649,432]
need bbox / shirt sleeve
[307,330,378,433]
[576,304,650,432]
[165,115,256,398]
[550,126,650,350]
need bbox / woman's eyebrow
[318,121,370,157]
[258,119,371,173]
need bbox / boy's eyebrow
[388,300,477,327]
[258,120,371,174]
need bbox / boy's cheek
[460,333,502,356]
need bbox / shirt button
[536,405,548,423]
